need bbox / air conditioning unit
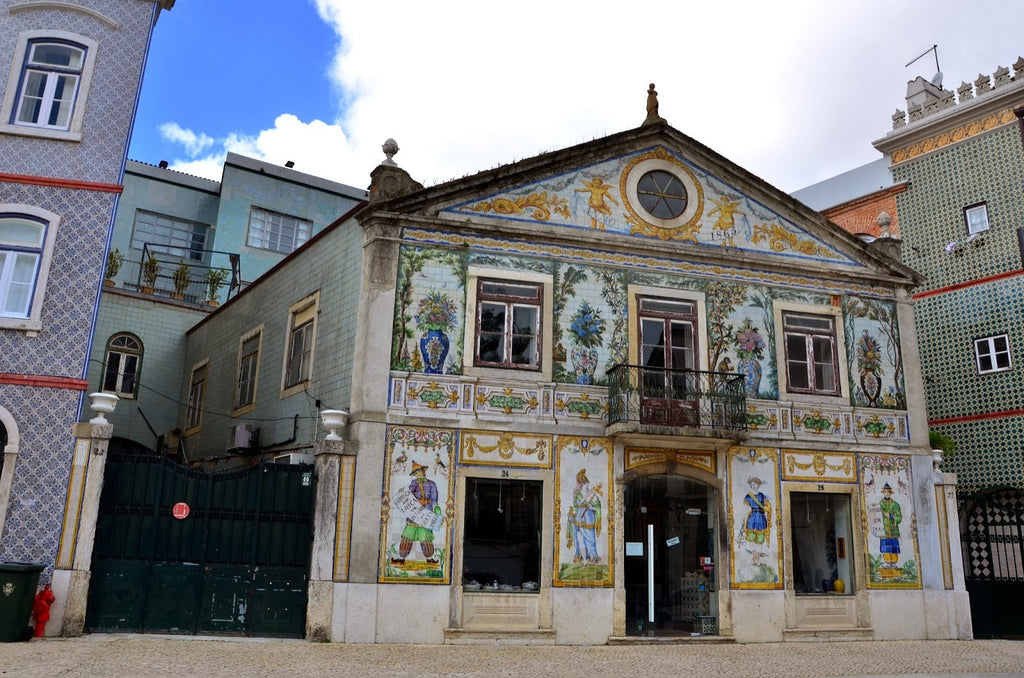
[274,452,314,465]
[228,424,254,450]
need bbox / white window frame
[0,205,60,334]
[101,333,142,399]
[185,360,208,434]
[233,326,263,415]
[964,203,990,236]
[774,302,849,403]
[131,210,209,261]
[462,268,553,381]
[974,334,1012,375]
[281,293,319,397]
[247,207,312,254]
[0,30,98,142]
[0,408,20,557]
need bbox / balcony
[605,364,747,434]
[105,244,238,307]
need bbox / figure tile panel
[728,447,783,589]
[379,425,457,584]
[859,453,922,589]
[553,436,613,587]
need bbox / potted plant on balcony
[104,248,123,287]
[568,300,605,385]
[140,254,159,294]
[171,262,190,300]
[205,267,228,307]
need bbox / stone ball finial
[382,138,399,167]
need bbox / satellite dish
[930,71,944,89]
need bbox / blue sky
[128,1,1024,194]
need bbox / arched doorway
[624,474,718,636]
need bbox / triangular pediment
[437,144,861,268]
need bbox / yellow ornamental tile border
[750,223,842,260]
[782,449,857,482]
[463,191,571,222]
[459,430,554,468]
[890,107,1016,164]
[624,447,716,473]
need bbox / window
[234,330,262,412]
[131,211,208,261]
[463,478,542,591]
[637,170,688,219]
[0,209,59,332]
[975,334,1012,374]
[790,492,854,595]
[638,296,699,426]
[102,334,142,398]
[1,31,97,141]
[247,208,312,254]
[185,362,208,432]
[783,312,839,396]
[474,279,541,369]
[964,203,990,235]
[282,295,318,394]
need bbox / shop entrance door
[624,475,717,636]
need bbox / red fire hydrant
[32,584,55,638]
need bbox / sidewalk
[1,636,1023,678]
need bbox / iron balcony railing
[606,364,747,432]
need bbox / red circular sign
[172,502,190,520]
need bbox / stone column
[306,435,357,641]
[53,416,114,637]
[931,452,973,639]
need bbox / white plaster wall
[730,590,785,643]
[867,590,927,639]
[377,584,449,644]
[551,588,614,645]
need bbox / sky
[128,0,1024,195]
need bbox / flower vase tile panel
[379,425,458,584]
[459,430,553,469]
[554,436,614,587]
[392,245,466,376]
[728,447,784,589]
[556,264,619,386]
[860,454,921,589]
[843,297,906,410]
[442,147,858,266]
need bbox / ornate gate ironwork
[963,488,1024,638]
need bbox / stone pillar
[52,416,114,637]
[931,453,973,639]
[306,436,354,641]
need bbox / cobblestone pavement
[1,636,1023,678]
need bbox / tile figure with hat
[392,462,441,565]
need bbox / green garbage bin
[0,562,44,642]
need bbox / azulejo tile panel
[728,447,783,589]
[459,430,553,469]
[782,450,857,483]
[859,453,922,589]
[379,425,457,584]
[624,447,716,474]
[554,436,613,587]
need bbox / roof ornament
[642,83,666,126]
[382,138,399,167]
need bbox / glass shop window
[463,478,542,592]
[790,492,854,594]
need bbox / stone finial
[876,211,892,237]
[908,102,923,122]
[892,109,907,130]
[939,89,955,110]
[642,83,666,126]
[381,138,399,167]
[974,73,992,95]
[957,81,973,103]
[993,65,1011,88]
[1014,56,1024,79]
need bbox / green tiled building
[872,57,1024,638]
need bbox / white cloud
[169,0,1024,193]
[158,122,214,158]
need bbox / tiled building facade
[0,0,173,635]
[166,99,971,643]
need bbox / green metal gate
[963,488,1024,639]
[85,450,315,637]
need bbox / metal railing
[606,364,747,431]
[130,244,239,305]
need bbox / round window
[636,170,688,220]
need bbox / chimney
[905,76,943,111]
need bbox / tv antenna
[906,44,943,89]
